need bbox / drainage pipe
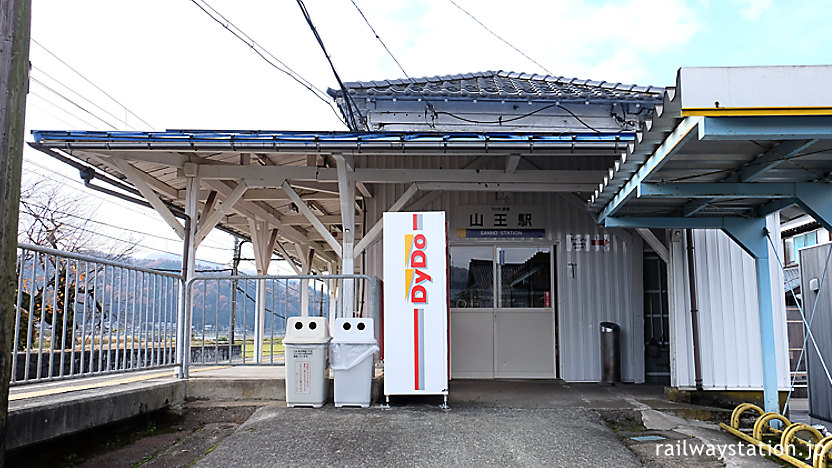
[685,229,704,391]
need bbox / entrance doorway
[449,245,556,378]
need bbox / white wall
[669,216,791,390]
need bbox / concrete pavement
[195,404,642,467]
[7,372,784,467]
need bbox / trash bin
[284,317,331,408]
[600,321,621,385]
[331,318,379,408]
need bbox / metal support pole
[755,251,779,413]
[722,218,780,413]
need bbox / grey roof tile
[328,70,664,105]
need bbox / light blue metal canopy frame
[593,115,832,413]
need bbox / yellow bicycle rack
[719,403,831,468]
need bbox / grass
[242,338,285,358]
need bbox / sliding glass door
[450,245,556,379]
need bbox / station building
[32,66,832,412]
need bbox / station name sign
[454,205,545,239]
[383,212,449,396]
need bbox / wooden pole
[0,0,31,464]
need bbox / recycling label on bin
[292,349,313,359]
[383,212,449,396]
[295,360,311,394]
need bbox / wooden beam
[636,228,669,264]
[282,181,342,256]
[290,181,340,194]
[225,214,362,226]
[354,183,418,257]
[505,154,521,174]
[91,153,179,199]
[274,241,301,274]
[406,157,489,211]
[87,149,187,167]
[195,181,247,246]
[199,191,218,224]
[416,182,597,192]
[193,164,605,184]
[113,158,185,238]
[203,179,308,245]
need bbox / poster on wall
[383,212,449,397]
[566,234,611,252]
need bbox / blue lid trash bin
[331,318,379,408]
[284,317,331,408]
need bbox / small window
[791,230,822,264]
[449,246,494,308]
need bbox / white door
[449,246,495,378]
[450,245,555,379]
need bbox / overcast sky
[21,0,832,269]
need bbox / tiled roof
[329,70,664,102]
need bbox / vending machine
[382,212,449,406]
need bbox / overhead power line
[31,38,156,129]
[347,0,414,89]
[348,0,597,131]
[20,199,232,252]
[346,0,437,126]
[19,185,230,265]
[28,92,101,129]
[446,0,553,76]
[295,0,366,130]
[32,65,140,130]
[30,77,119,130]
[186,0,348,128]
[22,161,234,251]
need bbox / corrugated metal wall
[359,155,644,382]
[668,216,791,390]
[799,242,832,423]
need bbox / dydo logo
[404,213,433,390]
[404,214,433,304]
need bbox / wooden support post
[180,176,199,378]
[295,243,312,317]
[248,219,277,363]
[334,154,356,317]
[0,0,31,462]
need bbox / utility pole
[0,0,31,465]
[230,237,242,346]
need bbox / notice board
[383,212,449,396]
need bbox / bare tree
[15,173,138,351]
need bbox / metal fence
[183,274,379,375]
[11,243,382,384]
[12,243,181,385]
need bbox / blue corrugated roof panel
[33,129,636,144]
